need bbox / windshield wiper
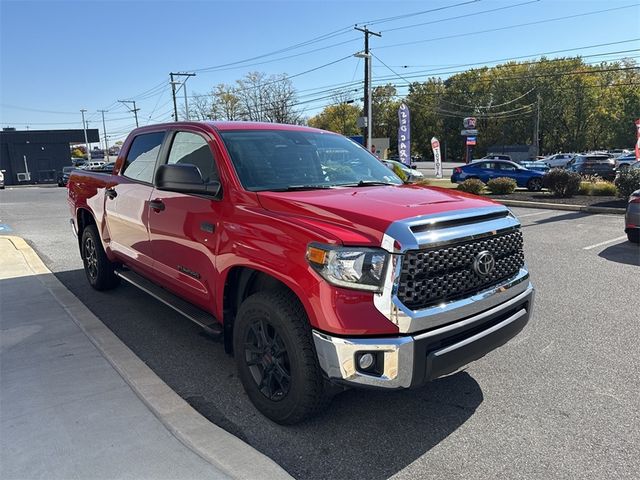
[339,180,398,187]
[258,184,335,192]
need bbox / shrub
[590,181,617,196]
[487,177,517,194]
[457,178,485,195]
[578,181,593,195]
[614,169,640,198]
[415,179,431,187]
[542,168,581,197]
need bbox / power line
[377,4,640,50]
[358,0,480,26]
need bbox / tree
[308,91,361,135]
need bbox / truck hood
[257,185,500,245]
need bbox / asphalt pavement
[1,185,639,479]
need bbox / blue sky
[1,0,639,142]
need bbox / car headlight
[306,244,390,292]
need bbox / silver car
[625,188,640,244]
[544,153,575,168]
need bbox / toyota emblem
[473,251,495,276]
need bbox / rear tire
[81,224,120,290]
[527,177,543,191]
[627,230,639,244]
[233,290,333,424]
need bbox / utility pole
[98,109,110,161]
[118,100,139,127]
[169,72,196,121]
[80,109,91,161]
[354,25,381,150]
[534,94,541,157]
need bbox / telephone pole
[354,25,381,150]
[169,72,196,121]
[118,100,139,127]
[80,109,91,161]
[98,109,110,161]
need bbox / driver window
[167,132,219,183]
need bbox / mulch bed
[486,190,627,209]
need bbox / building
[0,128,99,186]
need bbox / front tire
[81,224,120,290]
[628,230,639,244]
[233,290,332,424]
[527,177,543,191]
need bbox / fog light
[358,353,375,370]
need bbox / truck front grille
[397,229,524,310]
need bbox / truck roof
[130,120,328,134]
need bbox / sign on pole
[431,137,442,179]
[635,118,640,160]
[466,136,477,146]
[398,103,411,166]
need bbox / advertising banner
[431,137,442,179]
[466,136,477,146]
[398,103,411,166]
[636,119,640,160]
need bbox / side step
[114,268,223,337]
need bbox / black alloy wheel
[83,235,99,282]
[244,319,291,401]
[528,177,543,191]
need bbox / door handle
[105,187,117,199]
[149,199,165,212]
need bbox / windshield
[219,129,402,191]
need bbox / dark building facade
[0,128,99,186]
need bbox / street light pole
[80,109,91,161]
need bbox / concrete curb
[2,235,293,480]
[493,199,626,215]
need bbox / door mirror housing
[155,164,220,196]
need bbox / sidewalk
[0,236,291,480]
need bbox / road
[1,185,639,479]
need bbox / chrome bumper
[313,282,534,389]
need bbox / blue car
[451,160,545,191]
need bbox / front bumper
[313,282,534,389]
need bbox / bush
[542,168,581,197]
[457,178,485,195]
[590,181,617,196]
[487,177,517,194]
[614,169,640,198]
[415,179,431,187]
[578,181,593,195]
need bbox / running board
[114,268,223,337]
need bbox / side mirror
[156,164,220,196]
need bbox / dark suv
[566,154,615,180]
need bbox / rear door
[104,131,166,275]
[147,128,222,311]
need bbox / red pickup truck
[68,121,534,424]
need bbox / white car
[615,152,638,170]
[0,169,5,189]
[544,153,575,168]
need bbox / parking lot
[1,185,638,479]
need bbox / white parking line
[583,236,628,250]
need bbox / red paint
[69,121,500,336]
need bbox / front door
[104,131,165,275]
[147,129,222,312]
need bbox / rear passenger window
[122,132,165,183]
[167,132,218,183]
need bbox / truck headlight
[306,244,389,292]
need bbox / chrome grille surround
[374,205,531,334]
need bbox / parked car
[382,159,424,182]
[625,189,640,243]
[615,152,638,171]
[57,166,75,187]
[451,159,545,191]
[91,161,116,173]
[519,160,550,173]
[0,169,5,189]
[68,121,534,424]
[482,154,512,161]
[544,153,575,168]
[566,154,616,180]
